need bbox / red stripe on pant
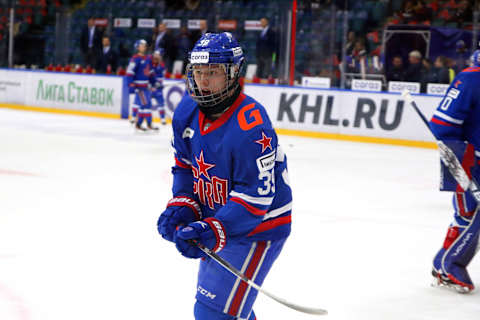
[227,241,267,317]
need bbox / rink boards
[0,69,442,148]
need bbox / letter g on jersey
[238,103,264,131]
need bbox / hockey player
[129,88,138,124]
[126,39,158,131]
[430,49,480,293]
[151,49,167,125]
[157,33,292,319]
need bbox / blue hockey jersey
[126,54,154,89]
[152,62,165,89]
[430,66,480,191]
[171,92,292,241]
[430,66,480,146]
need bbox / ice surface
[1,108,479,320]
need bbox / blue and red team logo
[192,150,228,209]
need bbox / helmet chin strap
[198,85,241,119]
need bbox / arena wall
[0,69,443,148]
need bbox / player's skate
[432,252,474,293]
[129,116,136,124]
[147,124,159,131]
[431,265,474,293]
[135,123,147,132]
[431,226,476,293]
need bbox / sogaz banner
[0,70,27,104]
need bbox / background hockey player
[157,32,292,319]
[151,49,167,126]
[430,49,480,293]
[126,39,158,131]
[129,86,138,124]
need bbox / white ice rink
[1,108,480,320]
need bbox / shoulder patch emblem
[256,150,276,172]
[182,127,195,139]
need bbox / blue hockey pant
[194,238,286,320]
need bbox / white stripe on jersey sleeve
[433,110,464,125]
[229,191,273,206]
[181,157,192,165]
[276,145,285,162]
[263,201,292,221]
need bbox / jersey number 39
[258,170,275,195]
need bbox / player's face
[192,64,227,95]
[153,53,162,63]
[138,43,146,54]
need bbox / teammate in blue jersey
[157,32,292,319]
[126,39,158,131]
[151,49,167,125]
[430,49,480,293]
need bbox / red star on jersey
[255,132,273,153]
[195,150,215,180]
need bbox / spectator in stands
[97,35,118,74]
[413,0,431,22]
[453,40,470,73]
[404,50,425,82]
[345,31,356,56]
[345,40,366,74]
[400,0,416,23]
[178,26,192,75]
[80,17,103,68]
[152,22,177,73]
[445,57,457,82]
[344,39,383,78]
[431,55,450,84]
[446,0,472,28]
[386,55,406,82]
[351,39,367,59]
[400,0,431,23]
[12,20,28,66]
[256,17,276,79]
[191,20,209,44]
[420,58,434,92]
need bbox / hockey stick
[190,240,328,316]
[401,90,480,202]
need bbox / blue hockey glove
[175,218,227,259]
[157,196,201,242]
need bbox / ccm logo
[198,285,216,299]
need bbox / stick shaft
[193,241,328,316]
